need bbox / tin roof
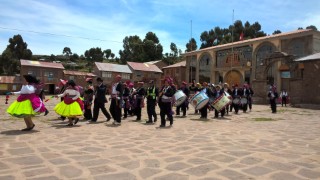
[0,76,20,84]
[63,70,96,76]
[162,61,186,69]
[20,59,65,69]
[184,29,316,55]
[127,61,163,73]
[145,60,162,64]
[95,62,132,73]
[295,52,320,62]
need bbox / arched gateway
[224,70,242,86]
[198,53,212,83]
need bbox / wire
[0,26,123,43]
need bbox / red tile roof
[185,29,316,54]
[63,70,96,76]
[162,61,186,69]
[0,76,21,84]
[127,61,163,73]
[20,59,64,69]
[95,62,132,73]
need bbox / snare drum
[190,91,209,110]
[240,98,248,105]
[212,94,231,111]
[173,90,187,107]
[232,98,240,104]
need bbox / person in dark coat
[146,80,159,123]
[132,81,145,121]
[213,85,226,118]
[232,84,241,114]
[158,78,175,127]
[176,81,189,117]
[122,83,130,119]
[199,82,213,119]
[109,75,123,125]
[268,85,279,113]
[83,78,94,120]
[223,83,232,115]
[89,77,111,123]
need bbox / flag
[239,32,244,41]
[213,38,218,45]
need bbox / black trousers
[248,97,253,110]
[123,99,129,118]
[233,103,239,114]
[84,105,92,120]
[270,99,277,113]
[215,108,225,117]
[176,101,187,116]
[92,101,111,121]
[110,98,121,123]
[242,103,248,112]
[200,104,208,118]
[135,99,142,120]
[160,102,173,126]
[282,97,287,107]
[147,100,157,122]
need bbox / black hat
[23,74,39,84]
[96,77,103,82]
[67,80,76,87]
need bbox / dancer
[83,78,94,120]
[7,75,47,131]
[54,80,84,126]
[110,75,123,125]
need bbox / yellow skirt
[54,101,83,118]
[7,100,38,118]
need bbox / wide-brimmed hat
[24,75,39,84]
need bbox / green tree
[0,34,32,75]
[110,53,115,59]
[306,25,317,31]
[185,38,197,52]
[143,32,163,61]
[272,30,282,35]
[119,35,144,64]
[63,47,72,56]
[84,47,104,67]
[49,54,56,61]
[104,49,112,59]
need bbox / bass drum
[173,90,187,107]
[190,91,209,110]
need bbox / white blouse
[13,85,35,95]
[58,89,80,100]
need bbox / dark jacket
[94,83,107,103]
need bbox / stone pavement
[0,97,320,180]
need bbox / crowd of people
[6,74,288,131]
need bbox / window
[121,73,130,79]
[28,71,35,75]
[12,85,17,91]
[102,72,112,78]
[44,71,54,78]
[136,71,142,77]
[69,76,75,80]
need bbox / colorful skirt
[7,100,38,118]
[54,101,83,118]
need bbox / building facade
[162,61,186,86]
[184,29,320,104]
[63,70,96,88]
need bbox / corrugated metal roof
[184,29,316,55]
[162,61,186,69]
[127,61,163,73]
[294,52,320,62]
[20,59,65,69]
[95,62,132,73]
[63,70,96,76]
[145,60,162,64]
[0,76,20,84]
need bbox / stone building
[0,76,22,94]
[63,70,96,88]
[127,61,163,87]
[183,29,320,104]
[162,61,186,86]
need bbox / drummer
[232,84,241,114]
[213,85,226,118]
[223,83,232,115]
[176,81,189,117]
[199,82,213,119]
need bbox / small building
[20,59,65,94]
[94,62,132,90]
[0,76,22,94]
[127,61,163,87]
[63,70,96,88]
[162,61,186,86]
[145,60,168,70]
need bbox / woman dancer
[7,75,47,131]
[54,80,84,126]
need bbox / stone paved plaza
[0,96,320,180]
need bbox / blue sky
[0,0,319,57]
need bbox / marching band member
[133,81,145,121]
[242,84,254,112]
[83,78,94,120]
[213,85,226,118]
[223,83,232,115]
[122,83,130,119]
[7,75,47,131]
[232,84,241,114]
[280,89,288,107]
[159,78,175,127]
[268,85,279,113]
[54,80,83,126]
[199,82,213,119]
[110,75,123,125]
[176,81,189,117]
[128,83,135,116]
[146,80,159,123]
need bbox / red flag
[239,32,244,41]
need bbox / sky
[0,0,319,57]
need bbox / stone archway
[224,70,242,86]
